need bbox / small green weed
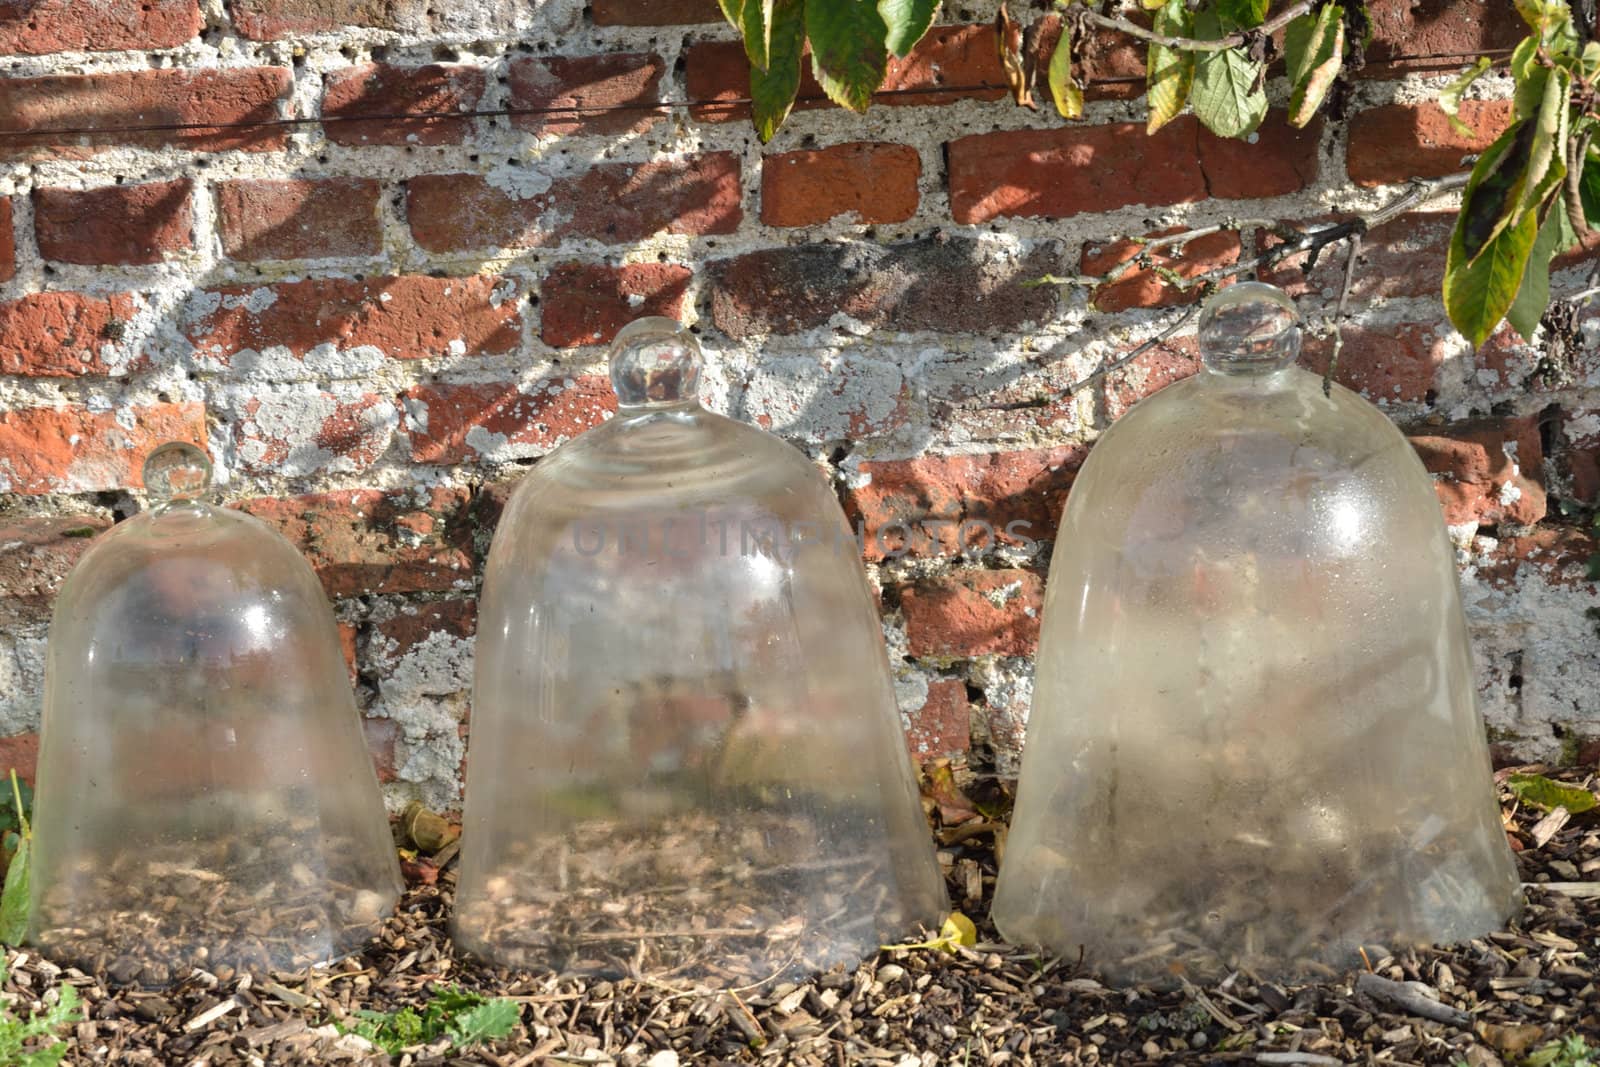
[342,985,519,1055]
[0,961,81,1067]
[1524,1035,1597,1067]
[0,773,33,947]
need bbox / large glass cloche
[992,284,1521,983]
[30,442,402,986]
[455,318,948,983]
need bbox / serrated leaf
[879,0,940,57]
[1518,65,1570,220]
[1190,10,1266,139]
[1508,196,1577,339]
[751,0,804,142]
[448,998,520,1048]
[0,836,30,946]
[1583,39,1600,77]
[1285,4,1343,127]
[1146,0,1194,133]
[741,0,774,72]
[1511,37,1547,119]
[1507,772,1599,813]
[1217,0,1268,28]
[807,0,892,112]
[718,0,743,29]
[1445,195,1540,347]
[1440,56,1492,137]
[1461,121,1535,261]
[1047,15,1083,119]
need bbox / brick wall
[1,0,1597,810]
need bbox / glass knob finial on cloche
[608,316,704,409]
[141,440,213,506]
[1197,280,1302,375]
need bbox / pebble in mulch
[1,765,1594,1065]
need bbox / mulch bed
[3,763,1595,1065]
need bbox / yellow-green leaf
[1146,0,1193,134]
[940,912,978,949]
[741,0,774,72]
[878,0,940,57]
[1517,65,1570,221]
[1047,16,1083,119]
[1440,56,1492,137]
[1461,121,1534,262]
[1284,4,1343,128]
[1507,196,1577,339]
[1190,10,1266,139]
[1445,195,1540,347]
[718,0,743,30]
[1217,0,1267,28]
[807,0,892,112]
[752,0,805,142]
[1508,772,1599,813]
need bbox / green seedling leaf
[741,0,774,72]
[1507,772,1599,813]
[807,0,892,112]
[1284,4,1343,128]
[1216,0,1268,28]
[1191,9,1267,139]
[447,998,520,1048]
[0,771,32,945]
[1146,0,1194,134]
[342,986,519,1055]
[1047,14,1083,119]
[751,0,805,141]
[878,0,940,57]
[0,960,78,1066]
[1439,56,1491,137]
[1508,195,1578,340]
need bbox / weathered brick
[216,177,383,261]
[761,142,921,227]
[401,376,615,464]
[1363,0,1526,73]
[0,0,199,55]
[1561,409,1600,502]
[0,515,112,617]
[1409,415,1547,527]
[1197,113,1322,199]
[900,568,1044,659]
[322,63,486,147]
[34,179,194,266]
[0,292,142,377]
[1103,335,1201,420]
[1029,15,1146,102]
[593,0,720,24]
[687,24,1005,122]
[507,54,666,137]
[0,734,39,785]
[377,600,477,656]
[183,275,522,362]
[540,263,693,348]
[707,236,1060,338]
[1260,212,1454,301]
[1305,323,1447,403]
[907,679,970,760]
[407,155,741,252]
[236,487,474,597]
[228,0,516,40]
[947,119,1206,224]
[233,388,399,476]
[843,446,1086,561]
[0,402,206,495]
[1082,228,1241,313]
[0,68,292,158]
[1347,100,1511,186]
[0,198,16,284]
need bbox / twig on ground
[1354,972,1470,1027]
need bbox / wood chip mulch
[2,763,1596,1066]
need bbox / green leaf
[1047,15,1083,119]
[1583,40,1600,78]
[447,998,520,1048]
[1445,203,1540,347]
[1511,37,1548,120]
[1439,56,1491,137]
[1217,0,1268,28]
[751,0,805,142]
[1146,0,1194,133]
[807,0,891,112]
[741,0,774,72]
[1460,121,1535,262]
[1507,198,1577,340]
[717,0,743,29]
[1581,154,1600,227]
[1518,65,1570,220]
[1,836,30,946]
[1284,4,1343,128]
[1507,772,1599,813]
[1190,10,1267,139]
[878,0,939,57]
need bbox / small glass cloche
[992,284,1521,984]
[455,318,948,984]
[30,442,402,986]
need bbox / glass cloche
[992,284,1521,984]
[30,442,402,986]
[455,318,947,983]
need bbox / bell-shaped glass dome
[992,284,1520,984]
[455,319,947,983]
[31,442,402,986]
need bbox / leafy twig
[1078,0,1317,53]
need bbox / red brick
[0,197,12,283]
[1260,211,1454,301]
[337,621,359,682]
[0,68,291,158]
[377,600,477,656]
[322,63,485,147]
[707,236,1059,337]
[761,142,921,227]
[540,262,692,348]
[0,292,142,377]
[0,734,39,785]
[1473,525,1598,590]
[1303,323,1446,403]
[1363,0,1526,74]
[401,376,616,464]
[184,275,522,362]
[507,54,666,137]
[593,0,720,24]
[0,515,111,622]
[34,179,194,266]
[907,680,970,760]
[407,155,741,252]
[1030,15,1146,102]
[947,119,1206,224]
[236,487,474,597]
[686,24,1005,122]
[843,446,1085,562]
[1082,228,1241,313]
[1561,409,1600,502]
[1198,113,1322,199]
[216,177,383,261]
[233,389,398,476]
[0,0,200,54]
[900,568,1044,659]
[228,0,516,39]
[1348,100,1512,186]
[1409,416,1547,527]
[0,402,206,495]
[1103,335,1201,420]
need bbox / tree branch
[1078,0,1317,53]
